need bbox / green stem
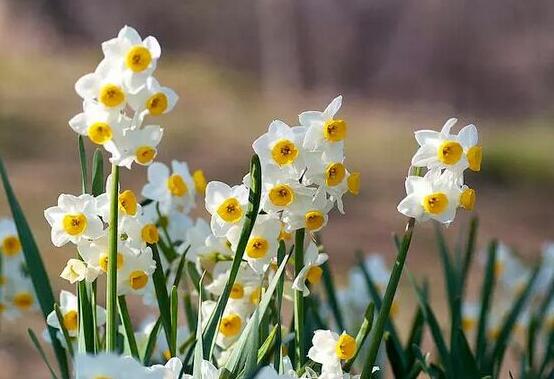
[105,164,119,351]
[294,228,305,371]
[361,218,415,378]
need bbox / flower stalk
[294,228,306,371]
[105,164,120,351]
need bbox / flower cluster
[69,25,178,169]
[0,218,36,320]
[397,118,482,224]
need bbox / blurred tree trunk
[257,0,302,97]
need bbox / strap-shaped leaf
[142,317,162,365]
[151,243,174,356]
[54,303,74,357]
[90,149,104,196]
[343,302,374,372]
[28,328,60,379]
[476,241,498,367]
[0,158,69,379]
[118,296,139,359]
[170,285,179,358]
[193,272,207,378]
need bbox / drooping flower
[60,258,100,284]
[292,242,328,296]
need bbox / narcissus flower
[105,124,164,169]
[181,360,220,379]
[142,160,196,214]
[46,291,105,337]
[260,165,313,214]
[202,300,248,349]
[129,77,178,116]
[0,218,22,260]
[44,194,104,247]
[397,169,461,224]
[74,353,146,379]
[300,95,346,161]
[77,234,138,276]
[412,118,482,173]
[206,262,261,301]
[101,25,161,91]
[60,258,100,284]
[117,247,156,296]
[75,60,128,111]
[292,242,328,296]
[282,192,333,232]
[308,330,357,373]
[227,214,281,274]
[205,181,249,237]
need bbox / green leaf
[77,281,96,354]
[293,228,306,371]
[0,158,69,379]
[461,217,479,295]
[257,325,279,365]
[170,285,178,358]
[54,303,74,357]
[105,164,120,352]
[151,243,174,356]
[172,246,190,288]
[118,296,139,360]
[78,135,88,194]
[476,241,498,366]
[91,149,104,196]
[201,155,262,360]
[273,240,286,373]
[456,329,480,378]
[28,328,60,379]
[193,272,207,378]
[343,302,374,372]
[142,317,162,365]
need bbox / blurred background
[0,0,553,377]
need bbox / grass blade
[118,296,139,359]
[193,272,207,378]
[91,149,104,196]
[105,164,119,351]
[170,285,178,358]
[142,317,162,365]
[294,228,306,371]
[151,243,174,356]
[476,240,498,366]
[343,302,374,372]
[77,135,88,194]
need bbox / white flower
[105,124,164,169]
[461,302,480,333]
[44,194,104,247]
[101,25,161,91]
[282,191,333,232]
[75,60,128,111]
[3,275,36,319]
[412,118,482,174]
[77,234,138,277]
[0,218,22,261]
[300,96,346,162]
[397,169,462,224]
[46,291,106,338]
[202,300,249,349]
[260,165,313,214]
[129,77,178,116]
[75,353,146,379]
[142,161,196,214]
[206,262,261,302]
[117,247,157,296]
[205,181,249,238]
[147,357,184,379]
[252,120,307,176]
[307,330,357,373]
[182,360,220,379]
[69,100,131,147]
[60,258,101,284]
[228,214,281,274]
[292,242,328,296]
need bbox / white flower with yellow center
[60,258,101,284]
[101,25,161,91]
[3,274,36,320]
[77,234,137,277]
[252,120,306,175]
[206,262,261,303]
[292,242,328,296]
[0,218,22,262]
[96,176,143,220]
[75,353,146,379]
[260,165,313,214]
[142,203,193,246]
[46,291,106,338]
[117,247,156,296]
[142,161,196,214]
[184,218,232,265]
[228,214,281,274]
[44,194,104,247]
[307,329,357,374]
[205,181,249,238]
[412,118,482,173]
[282,192,333,233]
[202,300,248,349]
[105,124,164,169]
[300,96,346,162]
[461,302,480,334]
[397,169,461,224]
[69,100,131,147]
[75,59,128,111]
[147,357,184,379]
[129,77,179,117]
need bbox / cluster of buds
[397,118,482,224]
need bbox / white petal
[143,36,161,59]
[323,95,342,119]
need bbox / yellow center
[167,174,188,197]
[62,213,87,236]
[268,184,294,207]
[129,271,149,290]
[98,253,124,272]
[94,376,112,379]
[304,211,325,231]
[347,172,361,195]
[13,292,34,310]
[119,190,138,216]
[219,314,242,337]
[422,193,448,215]
[135,146,157,165]
[217,198,243,223]
[230,283,245,299]
[250,287,262,305]
[246,237,269,259]
[326,162,346,187]
[141,224,159,244]
[99,84,125,108]
[467,145,482,171]
[437,140,463,165]
[2,235,21,256]
[323,119,347,142]
[335,333,357,360]
[271,139,299,166]
[279,227,292,241]
[460,188,476,210]
[494,261,504,278]
[306,266,323,284]
[146,92,168,115]
[125,45,152,72]
[87,122,113,145]
[462,317,477,332]
[63,310,79,331]
[193,170,207,194]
